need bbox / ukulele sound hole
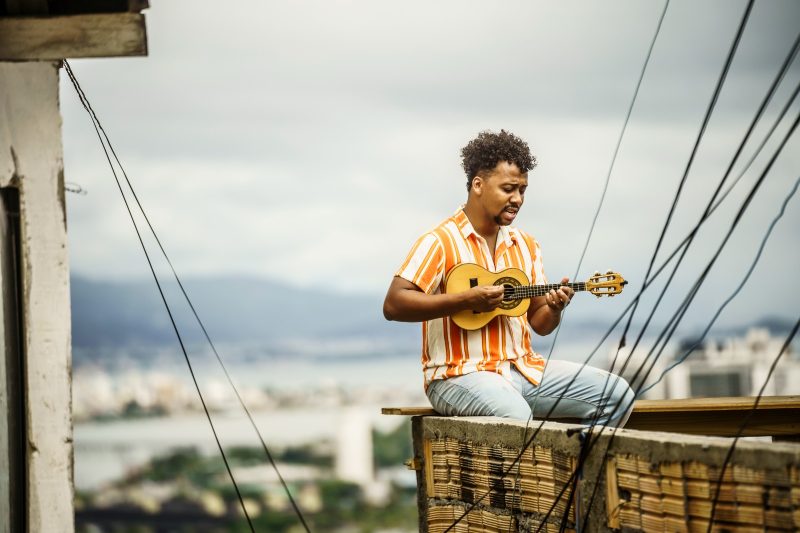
[496,276,522,310]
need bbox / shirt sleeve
[394,232,445,294]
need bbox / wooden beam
[0,13,147,60]
[382,396,800,437]
[626,395,800,437]
[382,406,437,416]
[632,395,800,412]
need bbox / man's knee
[606,377,635,427]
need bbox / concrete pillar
[0,61,74,533]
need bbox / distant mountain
[71,275,793,356]
[70,275,415,350]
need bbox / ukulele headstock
[587,270,627,298]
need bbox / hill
[70,274,415,351]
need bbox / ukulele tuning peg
[594,271,600,276]
[606,269,613,274]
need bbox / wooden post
[0,61,74,533]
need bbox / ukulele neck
[505,282,586,299]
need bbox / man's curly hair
[461,130,537,190]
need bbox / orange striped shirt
[396,208,548,388]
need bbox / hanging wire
[601,23,800,405]
[641,173,800,397]
[549,5,797,526]
[63,60,313,533]
[444,3,759,530]
[612,0,755,383]
[533,21,800,531]
[63,61,257,532]
[570,109,800,531]
[530,109,800,531]
[706,315,800,532]
[562,28,800,525]
[505,3,671,530]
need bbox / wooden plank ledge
[0,13,147,60]
[632,395,800,412]
[626,395,800,437]
[383,396,800,438]
[382,407,436,416]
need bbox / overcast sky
[60,0,800,330]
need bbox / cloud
[62,0,800,329]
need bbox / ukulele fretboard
[504,282,586,300]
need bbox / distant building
[335,407,374,485]
[615,328,800,399]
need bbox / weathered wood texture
[0,13,147,60]
[0,61,73,533]
[628,396,800,437]
[384,395,800,437]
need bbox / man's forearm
[383,288,468,322]
[530,304,561,335]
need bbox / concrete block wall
[411,416,800,532]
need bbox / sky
[60,0,800,331]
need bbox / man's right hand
[464,285,505,312]
[384,276,505,323]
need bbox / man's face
[472,161,528,226]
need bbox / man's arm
[527,276,574,335]
[383,276,505,322]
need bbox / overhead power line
[64,60,313,533]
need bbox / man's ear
[471,175,483,195]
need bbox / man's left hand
[546,277,573,313]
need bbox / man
[383,130,633,427]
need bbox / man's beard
[494,207,516,226]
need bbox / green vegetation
[373,419,412,468]
[77,421,418,532]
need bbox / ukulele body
[446,263,531,330]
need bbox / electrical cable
[542,55,800,523]
[535,2,761,527]
[610,0,755,387]
[706,315,800,532]
[640,173,800,397]
[575,29,800,499]
[63,60,313,533]
[570,111,800,531]
[506,3,671,529]
[577,170,800,532]
[600,24,800,407]
[534,155,800,533]
[64,60,257,532]
[562,13,800,526]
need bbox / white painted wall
[0,61,74,533]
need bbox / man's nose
[511,190,523,205]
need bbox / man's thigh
[426,371,532,419]
[518,360,633,426]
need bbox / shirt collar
[454,207,516,246]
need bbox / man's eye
[520,188,527,195]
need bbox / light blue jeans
[426,360,634,427]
